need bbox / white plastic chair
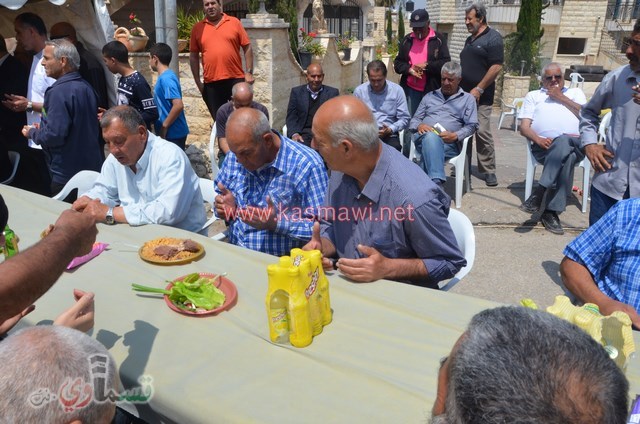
[498,97,524,131]
[439,208,476,291]
[569,72,585,90]
[209,123,220,179]
[52,170,100,200]
[598,111,612,144]
[1,151,20,185]
[198,177,226,240]
[524,139,591,213]
[449,135,473,209]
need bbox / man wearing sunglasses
[518,63,586,234]
[579,19,640,225]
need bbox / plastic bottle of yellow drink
[290,249,323,336]
[266,264,291,344]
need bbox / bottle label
[305,267,319,299]
[270,307,289,336]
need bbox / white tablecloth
[2,184,639,423]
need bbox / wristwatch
[105,207,115,225]
[26,101,33,113]
[475,87,485,95]
[246,68,253,74]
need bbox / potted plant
[298,28,326,68]
[177,7,204,52]
[335,34,354,61]
[114,12,149,52]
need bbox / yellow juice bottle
[288,259,313,348]
[266,264,291,344]
[291,249,323,336]
[303,249,332,326]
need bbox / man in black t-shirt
[460,3,503,187]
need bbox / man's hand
[71,195,93,212]
[215,182,237,220]
[336,245,389,282]
[533,135,554,150]
[291,133,304,143]
[303,221,324,252]
[546,85,566,102]
[79,199,109,224]
[585,143,614,172]
[417,123,434,135]
[409,64,425,79]
[53,209,98,256]
[97,107,106,122]
[245,73,255,84]
[239,196,277,231]
[2,94,28,112]
[0,305,35,335]
[470,88,482,103]
[632,84,640,105]
[598,297,640,329]
[53,289,95,333]
[440,131,458,143]
[378,125,392,139]
[21,125,32,138]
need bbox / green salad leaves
[132,273,226,311]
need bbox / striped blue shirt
[215,133,328,256]
[564,199,640,309]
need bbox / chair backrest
[514,97,525,112]
[598,111,612,144]
[282,124,288,137]
[569,72,585,89]
[1,151,20,185]
[439,208,476,290]
[52,170,100,201]
[209,122,219,178]
[199,177,216,206]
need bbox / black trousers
[202,78,244,120]
[381,133,402,151]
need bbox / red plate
[164,273,238,317]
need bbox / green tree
[504,0,546,78]
[398,6,405,41]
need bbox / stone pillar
[501,75,532,106]
[242,12,305,131]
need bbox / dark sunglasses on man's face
[544,74,562,82]
[624,38,640,48]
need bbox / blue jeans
[414,131,460,183]
[589,185,630,226]
[402,87,424,157]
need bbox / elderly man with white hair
[21,38,103,199]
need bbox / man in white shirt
[519,62,587,235]
[2,13,55,195]
[72,106,206,234]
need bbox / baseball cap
[410,9,429,28]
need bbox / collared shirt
[27,50,55,148]
[520,87,586,139]
[579,64,640,200]
[564,198,640,310]
[84,132,206,233]
[460,26,504,105]
[307,84,323,100]
[215,133,328,256]
[409,87,478,143]
[320,143,466,287]
[353,80,410,133]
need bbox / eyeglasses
[624,38,640,48]
[544,74,563,81]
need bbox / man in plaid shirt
[561,198,640,327]
[214,108,327,256]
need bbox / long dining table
[2,184,640,423]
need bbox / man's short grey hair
[0,326,118,423]
[327,107,379,151]
[434,306,628,424]
[45,39,80,71]
[101,106,146,133]
[465,3,487,23]
[232,81,254,97]
[441,61,462,79]
[542,61,565,76]
[250,110,271,143]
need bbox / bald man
[50,22,109,109]
[214,108,327,256]
[286,63,339,146]
[305,96,465,288]
[215,81,269,166]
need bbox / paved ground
[444,111,587,308]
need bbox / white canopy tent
[0,0,116,105]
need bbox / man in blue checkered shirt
[561,198,640,327]
[214,108,328,256]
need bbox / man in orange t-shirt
[189,0,254,120]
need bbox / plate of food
[132,272,237,317]
[139,237,204,265]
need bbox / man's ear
[339,138,353,155]
[263,131,274,147]
[137,125,147,138]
